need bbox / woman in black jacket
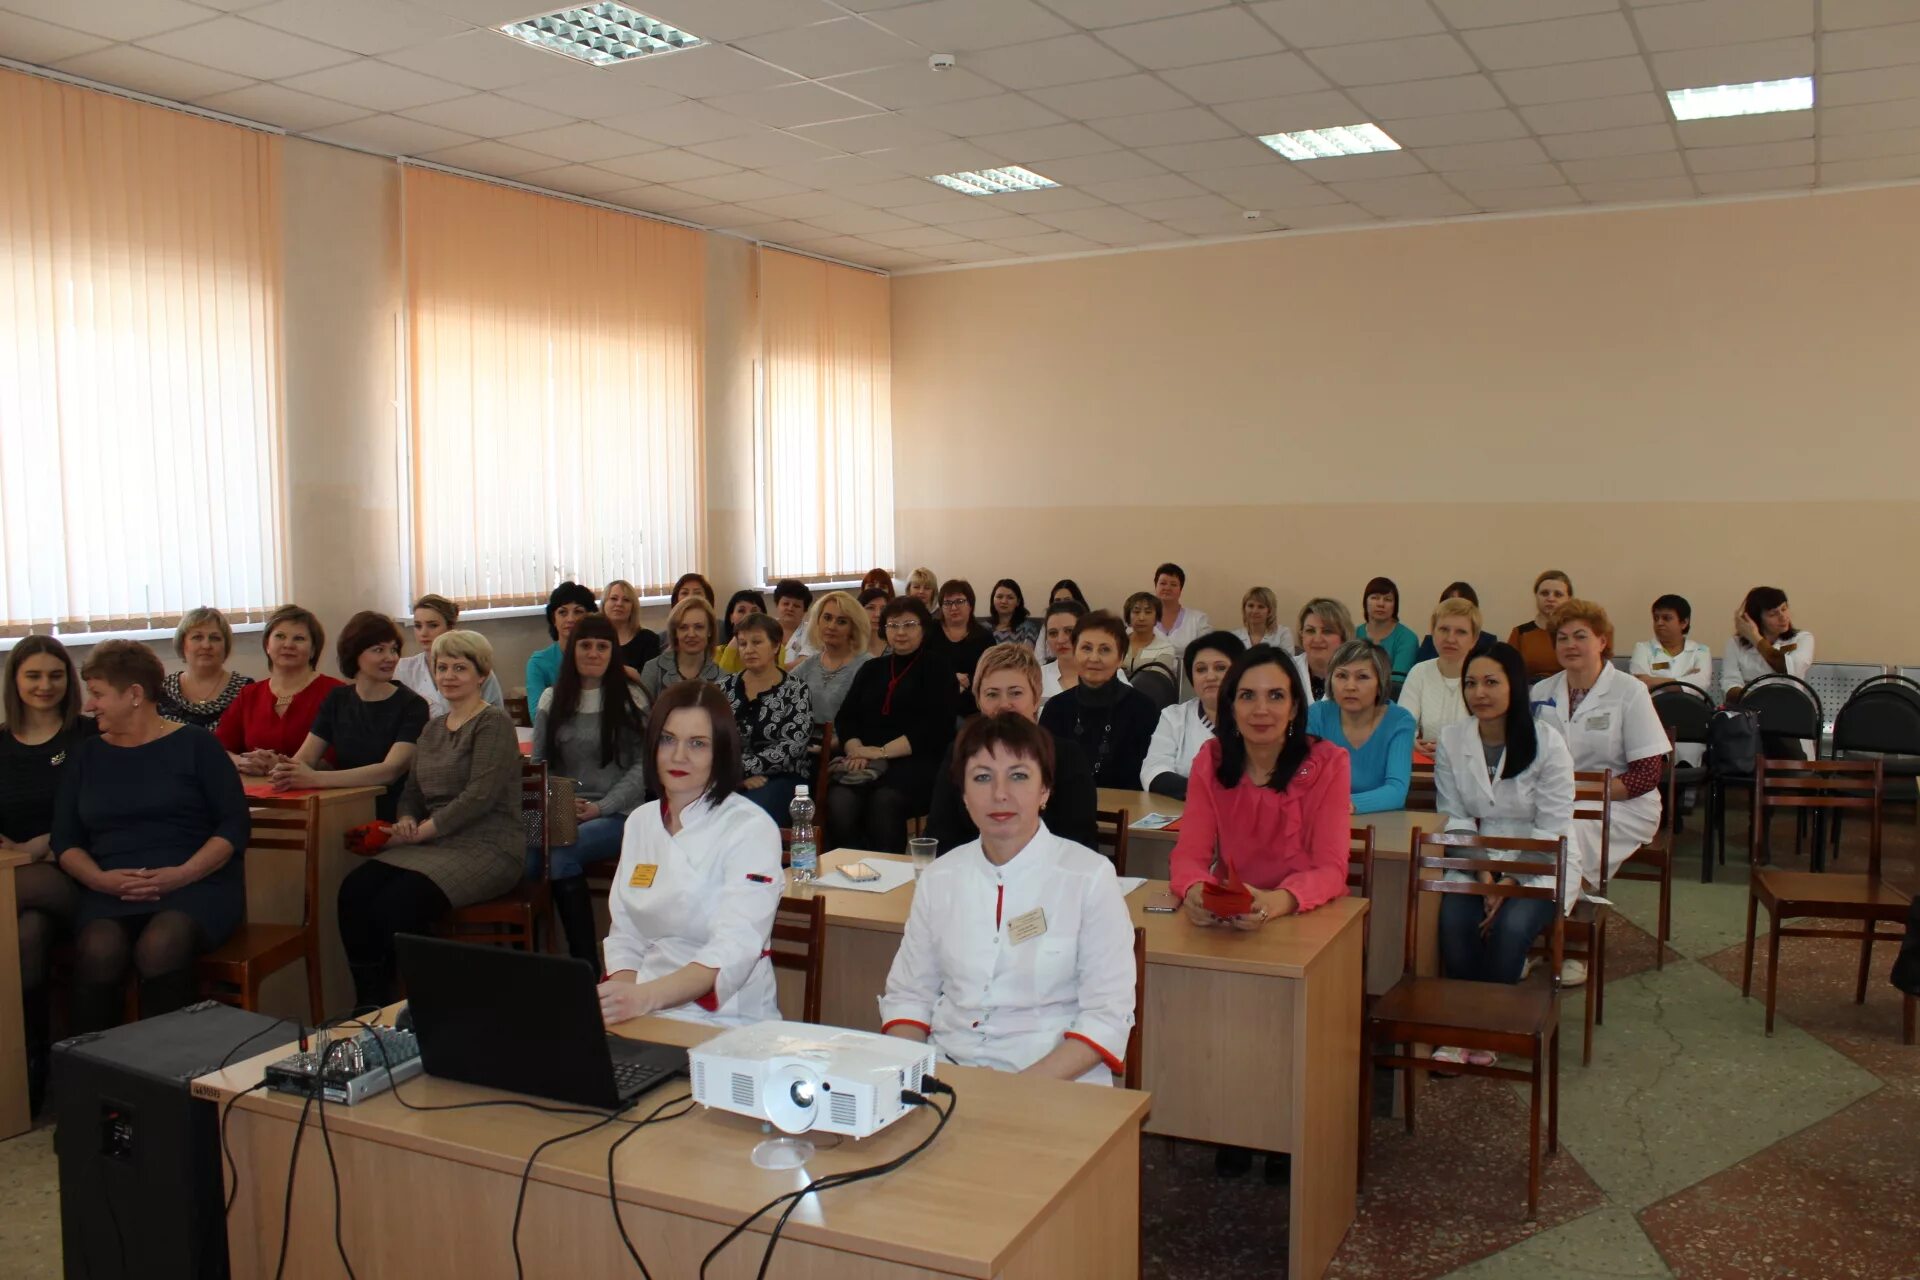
[829,598,956,851]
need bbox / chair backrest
[506,694,531,728]
[1803,663,1887,722]
[1833,688,1920,758]
[1741,674,1824,746]
[521,761,549,881]
[1130,665,1178,711]
[770,892,827,1023]
[1753,758,1884,876]
[1650,681,1714,745]
[1406,830,1567,983]
[1571,770,1613,893]
[809,723,834,847]
[1094,807,1130,876]
[1609,656,1632,673]
[1349,825,1376,969]
[1849,675,1920,711]
[249,800,322,931]
[1123,926,1145,1090]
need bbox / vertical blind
[758,248,894,583]
[0,69,285,635]
[405,167,705,607]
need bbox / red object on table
[243,782,328,800]
[517,738,532,756]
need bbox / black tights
[17,861,79,993]
[825,782,919,853]
[337,860,450,1008]
[70,911,205,1034]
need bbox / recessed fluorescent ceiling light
[1258,123,1400,161]
[927,165,1058,195]
[499,3,702,66]
[1666,76,1813,121]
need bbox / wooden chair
[770,893,828,1023]
[1743,758,1915,1045]
[198,799,325,1023]
[1367,830,1567,1220]
[1404,769,1438,813]
[1612,747,1678,966]
[1349,825,1376,1187]
[506,694,531,728]
[1095,806,1131,876]
[440,761,551,952]
[1560,770,1613,1066]
[1123,926,1146,1090]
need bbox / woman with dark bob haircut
[597,679,785,1028]
[270,610,430,821]
[829,597,958,852]
[526,580,597,721]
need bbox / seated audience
[337,630,524,1007]
[722,613,813,823]
[829,598,957,852]
[1415,581,1496,663]
[1122,591,1178,681]
[599,680,785,1028]
[1399,597,1482,751]
[771,579,816,666]
[158,607,250,728]
[270,611,429,821]
[55,642,249,1033]
[712,588,769,675]
[860,568,896,599]
[1630,594,1713,693]
[657,572,716,649]
[789,591,872,725]
[1039,611,1159,790]
[601,578,661,680]
[525,581,596,717]
[4,637,93,1110]
[1430,642,1575,1065]
[532,613,648,975]
[1039,599,1089,701]
[1308,640,1416,813]
[925,644,1099,853]
[396,593,505,715]
[1507,570,1572,682]
[1152,562,1211,669]
[638,595,724,699]
[987,578,1043,648]
[858,587,891,657]
[883,713,1134,1084]
[1532,600,1667,982]
[936,578,995,714]
[1723,585,1815,697]
[905,567,939,609]
[1359,576,1419,681]
[1297,597,1352,700]
[1233,586,1294,654]
[1142,632,1246,798]
[216,604,342,774]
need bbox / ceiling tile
[678,201,781,228]
[1123,192,1238,219]
[138,15,355,78]
[818,63,1002,110]
[1444,163,1568,190]
[869,0,1072,53]
[602,99,758,146]
[1212,90,1368,134]
[791,112,953,152]
[400,92,574,137]
[1494,56,1655,104]
[1574,175,1698,202]
[1095,9,1285,72]
[1250,0,1442,49]
[1418,137,1549,170]
[1823,0,1920,28]
[195,81,372,130]
[1240,201,1373,229]
[786,232,890,261]
[923,238,1032,263]
[1034,0,1224,27]
[674,170,810,202]
[972,185,1110,212]
[1081,173,1207,203]
[1819,154,1920,183]
[597,148,739,182]
[279,60,470,112]
[1160,210,1273,235]
[1632,0,1812,53]
[1695,164,1813,193]
[1028,205,1167,242]
[970,121,1117,161]
[504,71,690,120]
[862,139,1012,174]
[840,176,955,207]
[1138,136,1278,172]
[804,207,921,234]
[863,224,976,248]
[946,212,1049,237]
[1543,124,1677,160]
[620,45,802,98]
[735,218,840,243]
[1157,53,1330,106]
[705,82,881,129]
[1088,106,1236,146]
[518,163,637,196]
[1817,64,1920,107]
[304,112,474,154]
[1821,100,1920,135]
[1519,94,1669,135]
[639,0,844,44]
[601,184,723,214]
[1304,34,1477,87]
[965,34,1137,89]
[1650,38,1812,89]
[1686,138,1813,173]
[4,0,218,42]
[1469,184,1584,210]
[1460,13,1639,70]
[1348,74,1504,118]
[1028,73,1190,118]
[844,248,939,271]
[988,230,1104,254]
[740,191,866,219]
[245,0,466,56]
[1292,149,1429,178]
[379,30,572,92]
[687,129,839,169]
[1381,107,1528,147]
[892,196,1030,224]
[1029,149,1165,183]
[1674,113,1812,147]
[1558,150,1686,182]
[54,44,254,99]
[1328,173,1475,215]
[407,0,560,23]
[0,11,113,63]
[1822,21,1920,73]
[735,18,923,81]
[1185,161,1331,199]
[422,138,557,175]
[757,154,905,189]
[1435,0,1617,28]
[504,121,658,162]
[902,92,1063,135]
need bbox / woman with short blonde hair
[905,568,938,608]
[1233,586,1293,653]
[601,577,661,678]
[638,595,723,700]
[790,590,872,725]
[159,606,251,729]
[397,593,505,716]
[1399,596,1484,749]
[1296,598,1353,701]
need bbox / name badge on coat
[1007,907,1047,944]
[628,864,659,889]
[1586,713,1612,732]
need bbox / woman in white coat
[1723,586,1815,697]
[597,680,784,1028]
[1432,642,1574,1064]
[881,713,1136,1085]
[1530,600,1667,982]
[1140,631,1245,798]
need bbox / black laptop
[394,934,686,1110]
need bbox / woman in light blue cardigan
[1307,639,1415,813]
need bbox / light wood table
[0,848,30,1140]
[801,850,1367,1280]
[1095,788,1183,881]
[241,784,381,1022]
[200,1012,1149,1279]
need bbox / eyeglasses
[940,598,969,608]
[886,620,921,632]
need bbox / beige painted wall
[890,187,1920,663]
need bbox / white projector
[688,1021,938,1139]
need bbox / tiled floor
[5,809,1916,1278]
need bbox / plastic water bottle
[788,786,818,882]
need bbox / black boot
[551,877,603,980]
[24,987,51,1116]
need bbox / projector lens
[789,1081,815,1108]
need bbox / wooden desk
[800,850,1366,1280]
[201,1013,1148,1279]
[1096,789,1183,880]
[242,784,381,1021]
[0,849,29,1140]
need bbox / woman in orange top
[1506,570,1572,682]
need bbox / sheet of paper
[1117,877,1147,897]
[815,858,918,895]
[1129,812,1178,831]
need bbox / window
[404,167,705,608]
[758,248,894,584]
[0,70,285,635]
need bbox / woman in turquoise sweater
[1307,639,1415,813]
[1360,576,1419,682]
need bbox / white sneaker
[1432,1046,1467,1065]
[1560,958,1588,987]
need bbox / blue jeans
[1439,890,1555,984]
[741,774,804,826]
[531,813,628,882]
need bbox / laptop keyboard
[611,1056,672,1099]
